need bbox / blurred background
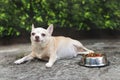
[0,0,120,45]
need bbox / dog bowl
[79,53,109,67]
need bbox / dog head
[31,24,53,44]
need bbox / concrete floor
[0,39,120,80]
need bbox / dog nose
[35,36,39,39]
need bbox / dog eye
[31,32,35,36]
[41,33,46,37]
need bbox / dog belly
[56,45,77,59]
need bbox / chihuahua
[14,24,94,67]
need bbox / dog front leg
[46,54,57,67]
[14,53,35,64]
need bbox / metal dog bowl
[79,53,109,67]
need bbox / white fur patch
[56,42,77,59]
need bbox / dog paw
[88,50,94,53]
[46,63,52,67]
[14,59,23,64]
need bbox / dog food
[80,53,109,67]
[85,53,103,57]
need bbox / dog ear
[32,24,35,30]
[47,24,54,35]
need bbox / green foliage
[0,0,120,37]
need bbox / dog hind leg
[72,40,94,54]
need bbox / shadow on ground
[0,39,120,80]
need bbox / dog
[14,24,94,67]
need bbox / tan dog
[14,24,94,67]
